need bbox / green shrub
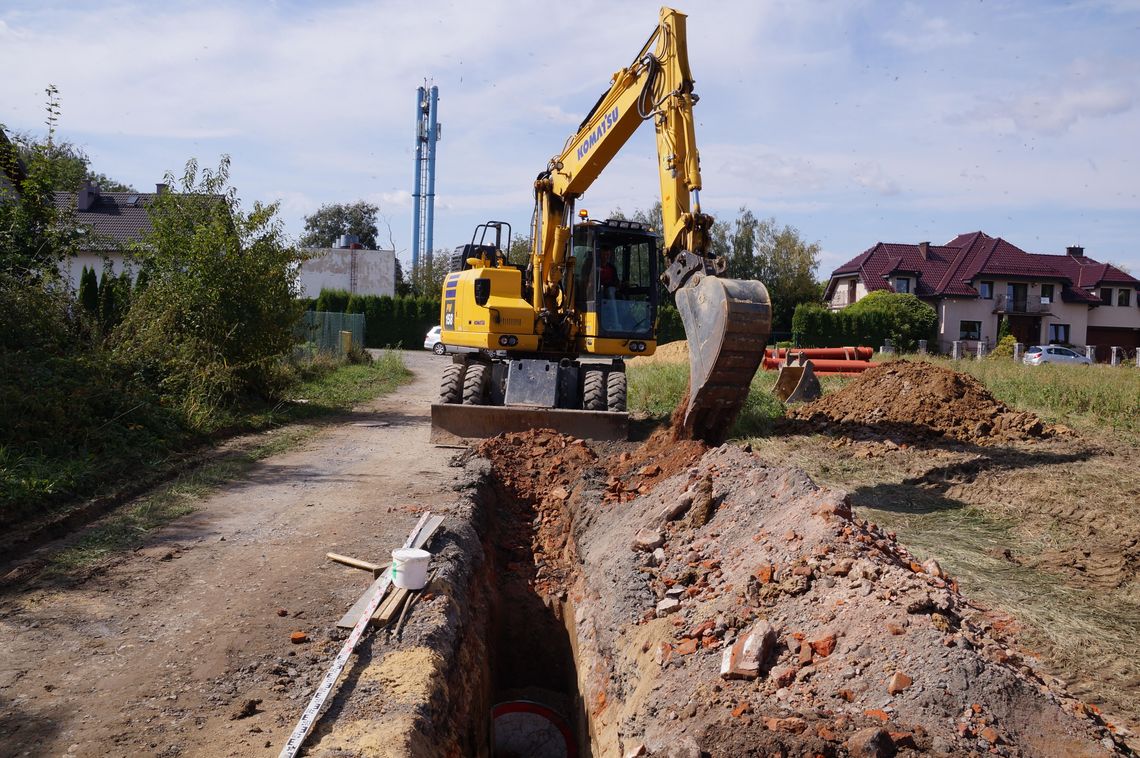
[792,292,936,351]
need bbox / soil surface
[0,351,461,758]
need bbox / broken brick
[289,632,308,644]
[720,620,776,680]
[809,633,837,657]
[765,716,807,734]
[731,702,752,718]
[847,727,895,757]
[755,563,775,584]
[887,671,913,695]
[863,709,890,723]
[676,638,699,655]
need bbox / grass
[5,350,414,566]
[627,360,850,438]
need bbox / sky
[2,0,1139,277]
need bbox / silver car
[424,325,446,355]
[1023,345,1092,365]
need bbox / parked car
[1023,345,1092,366]
[424,325,446,355]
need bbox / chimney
[77,180,99,211]
[1066,245,1084,258]
[155,183,168,195]
[918,241,930,259]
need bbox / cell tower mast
[411,83,440,278]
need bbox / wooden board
[335,514,444,629]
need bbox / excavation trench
[394,425,1130,757]
[481,464,591,758]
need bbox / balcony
[992,294,1053,315]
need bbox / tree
[715,208,822,332]
[409,249,450,296]
[78,266,99,315]
[113,156,304,415]
[300,201,379,249]
[9,88,134,193]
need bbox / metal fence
[294,311,365,358]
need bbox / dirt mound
[787,360,1055,445]
[632,339,689,365]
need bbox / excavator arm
[531,7,772,443]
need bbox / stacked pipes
[762,347,874,376]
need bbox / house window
[1101,287,1113,305]
[979,281,993,299]
[1118,288,1131,307]
[959,321,981,340]
[1048,323,1070,344]
[1040,284,1054,303]
[847,279,856,305]
[894,277,910,293]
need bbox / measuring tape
[278,512,433,758]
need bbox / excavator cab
[572,220,659,343]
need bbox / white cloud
[882,16,973,50]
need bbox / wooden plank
[335,514,444,629]
[326,552,387,575]
[374,587,410,624]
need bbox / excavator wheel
[462,363,488,405]
[607,370,627,412]
[582,368,607,411]
[675,275,772,444]
[439,363,465,404]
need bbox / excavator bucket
[675,276,772,444]
[773,360,822,403]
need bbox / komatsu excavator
[430,6,771,445]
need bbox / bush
[792,292,936,352]
[989,334,1017,359]
[313,289,440,349]
[112,157,304,423]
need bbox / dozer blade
[430,404,628,445]
[773,361,822,403]
[675,276,772,444]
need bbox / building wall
[1086,287,1140,329]
[64,252,130,290]
[827,276,868,309]
[298,248,396,298]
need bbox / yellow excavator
[431,6,771,445]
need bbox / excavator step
[430,404,629,445]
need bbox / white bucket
[391,548,431,590]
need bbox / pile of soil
[474,430,1130,756]
[787,360,1055,445]
[632,339,690,365]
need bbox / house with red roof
[824,232,1139,361]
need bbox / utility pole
[411,83,440,280]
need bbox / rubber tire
[432,342,446,355]
[439,363,464,404]
[606,370,627,412]
[582,368,606,411]
[462,363,488,405]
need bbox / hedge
[312,289,440,349]
[791,292,937,352]
[311,292,696,349]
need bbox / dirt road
[0,351,458,757]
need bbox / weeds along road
[0,350,459,757]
